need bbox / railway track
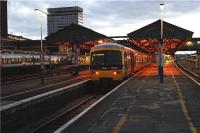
[1,64,147,133]
[175,61,200,84]
[1,79,119,133]
[1,75,89,101]
[1,69,71,85]
[1,65,88,85]
[54,72,138,133]
[30,95,96,133]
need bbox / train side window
[19,58,22,63]
[136,55,139,65]
[2,59,7,64]
[8,59,11,64]
[18,58,21,63]
[22,58,25,63]
[2,59,5,64]
[11,58,15,64]
[27,58,31,63]
[15,59,18,64]
[124,52,131,68]
[141,56,143,62]
[124,52,128,66]
[127,53,131,66]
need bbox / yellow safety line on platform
[112,69,151,133]
[171,69,197,133]
[112,114,128,133]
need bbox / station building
[0,0,8,38]
[45,24,108,64]
[1,24,108,65]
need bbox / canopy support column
[158,40,164,83]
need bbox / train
[0,52,70,68]
[0,51,91,78]
[0,51,73,77]
[0,52,91,68]
[89,43,152,81]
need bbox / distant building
[1,34,31,51]
[47,6,83,35]
[0,0,8,38]
[7,34,31,41]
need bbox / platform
[63,61,200,133]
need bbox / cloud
[7,0,200,39]
[166,11,200,37]
[8,0,49,39]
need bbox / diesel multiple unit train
[89,43,152,81]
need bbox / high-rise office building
[0,0,8,38]
[47,6,83,35]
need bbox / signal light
[95,71,99,75]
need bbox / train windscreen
[90,50,122,70]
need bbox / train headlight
[113,71,117,75]
[95,71,99,75]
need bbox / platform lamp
[159,3,164,83]
[35,9,48,84]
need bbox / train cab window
[106,51,122,66]
[91,52,105,65]
[91,50,122,69]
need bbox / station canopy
[45,24,107,44]
[127,19,194,54]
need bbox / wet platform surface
[64,61,200,133]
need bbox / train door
[131,53,134,74]
[124,51,128,78]
[135,53,139,71]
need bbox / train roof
[92,42,134,51]
[1,53,40,58]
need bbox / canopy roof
[127,19,194,54]
[128,19,193,40]
[45,24,107,44]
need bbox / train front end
[90,49,123,81]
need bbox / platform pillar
[158,42,164,83]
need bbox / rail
[175,60,199,78]
[30,96,94,133]
[0,80,89,112]
[54,71,141,133]
[175,61,200,86]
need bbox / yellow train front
[89,43,151,82]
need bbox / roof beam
[108,36,128,38]
[192,38,200,41]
